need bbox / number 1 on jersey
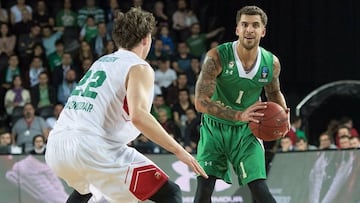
[236,90,244,104]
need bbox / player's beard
[240,37,258,50]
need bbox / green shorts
[196,115,266,186]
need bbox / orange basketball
[249,102,289,141]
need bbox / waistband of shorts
[203,114,247,126]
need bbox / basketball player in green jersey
[194,5,289,203]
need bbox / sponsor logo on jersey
[225,61,235,75]
[228,61,235,68]
[258,66,269,82]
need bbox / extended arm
[126,64,207,178]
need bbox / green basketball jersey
[206,41,274,125]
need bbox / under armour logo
[225,70,234,75]
[172,161,231,192]
[204,161,212,166]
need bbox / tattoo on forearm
[201,100,238,120]
[196,56,238,120]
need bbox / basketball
[249,102,289,141]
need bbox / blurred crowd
[276,116,360,152]
[0,0,358,155]
[0,0,225,154]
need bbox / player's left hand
[282,108,291,137]
[175,149,208,179]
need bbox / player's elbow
[194,98,206,113]
[129,107,147,123]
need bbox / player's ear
[261,27,266,37]
[142,34,151,46]
[235,25,240,36]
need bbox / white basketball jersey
[53,49,154,144]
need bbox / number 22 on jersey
[71,70,107,99]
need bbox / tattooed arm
[264,55,288,109]
[194,48,266,122]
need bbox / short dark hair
[236,5,268,26]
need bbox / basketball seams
[248,102,288,141]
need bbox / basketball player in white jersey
[45,7,207,203]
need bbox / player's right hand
[237,101,267,123]
[175,149,208,179]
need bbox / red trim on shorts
[129,165,169,201]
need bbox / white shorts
[45,130,169,203]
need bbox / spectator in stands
[79,57,93,79]
[172,0,195,41]
[166,72,193,107]
[151,94,172,121]
[335,125,352,147]
[0,22,16,58]
[0,54,22,91]
[48,39,65,71]
[171,42,193,74]
[46,103,64,129]
[318,132,337,150]
[294,138,317,151]
[29,134,46,154]
[278,136,294,152]
[55,0,78,28]
[77,0,105,27]
[27,56,46,87]
[287,115,306,145]
[0,131,12,154]
[11,6,33,36]
[147,38,168,69]
[91,22,111,58]
[10,0,33,25]
[0,2,9,23]
[340,116,359,137]
[52,52,78,92]
[325,119,340,140]
[74,40,94,68]
[155,55,177,92]
[0,131,11,146]
[183,107,201,153]
[104,0,120,35]
[210,40,220,49]
[4,75,31,116]
[16,23,42,65]
[31,43,48,68]
[57,69,77,105]
[11,103,49,153]
[79,15,98,43]
[103,40,116,56]
[338,135,351,149]
[42,25,64,56]
[186,22,225,60]
[158,108,182,147]
[158,24,175,55]
[172,88,195,138]
[187,57,201,89]
[30,71,56,109]
[33,0,54,27]
[350,136,360,149]
[152,0,169,27]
